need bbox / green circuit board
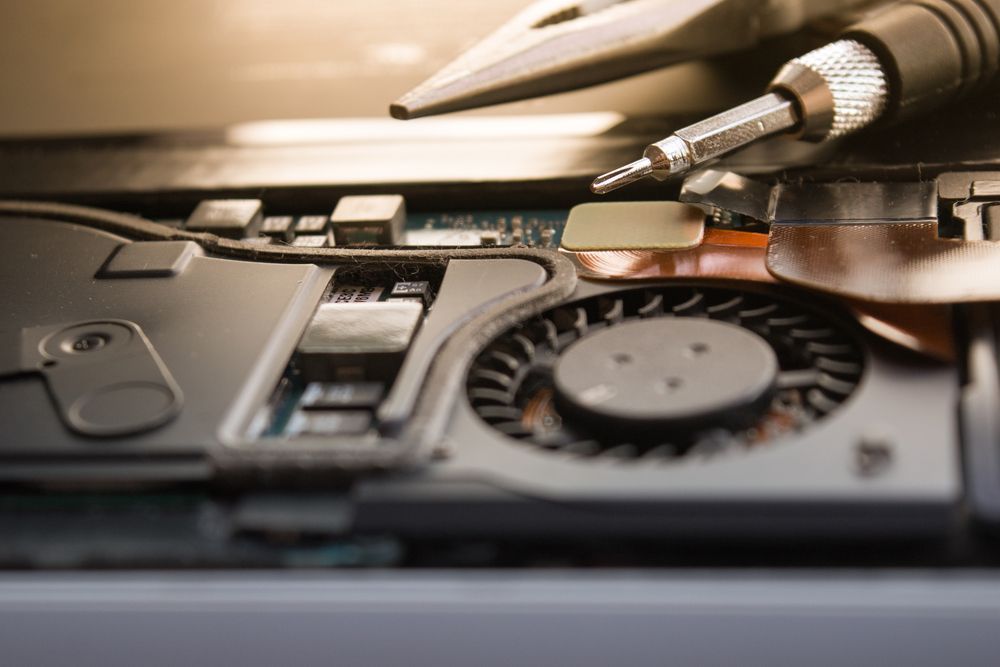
[405,209,568,247]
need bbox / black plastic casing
[846,0,1000,120]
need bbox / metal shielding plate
[561,202,704,251]
[299,302,423,355]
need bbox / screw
[854,436,893,478]
[71,333,107,352]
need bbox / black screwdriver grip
[845,0,1000,120]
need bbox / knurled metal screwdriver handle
[770,0,1000,141]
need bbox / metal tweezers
[391,0,873,120]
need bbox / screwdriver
[592,0,1000,194]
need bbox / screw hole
[657,376,684,393]
[610,352,633,367]
[687,342,710,357]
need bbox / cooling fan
[467,284,865,461]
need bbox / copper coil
[568,228,773,283]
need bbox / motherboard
[3,162,998,571]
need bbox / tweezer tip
[590,157,653,194]
[389,102,412,120]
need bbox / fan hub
[553,318,778,430]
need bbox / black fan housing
[466,284,865,461]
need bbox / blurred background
[0,0,747,137]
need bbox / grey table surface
[1,570,999,666]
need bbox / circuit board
[405,210,568,247]
[156,209,569,248]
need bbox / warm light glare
[225,113,624,146]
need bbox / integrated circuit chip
[331,194,406,245]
